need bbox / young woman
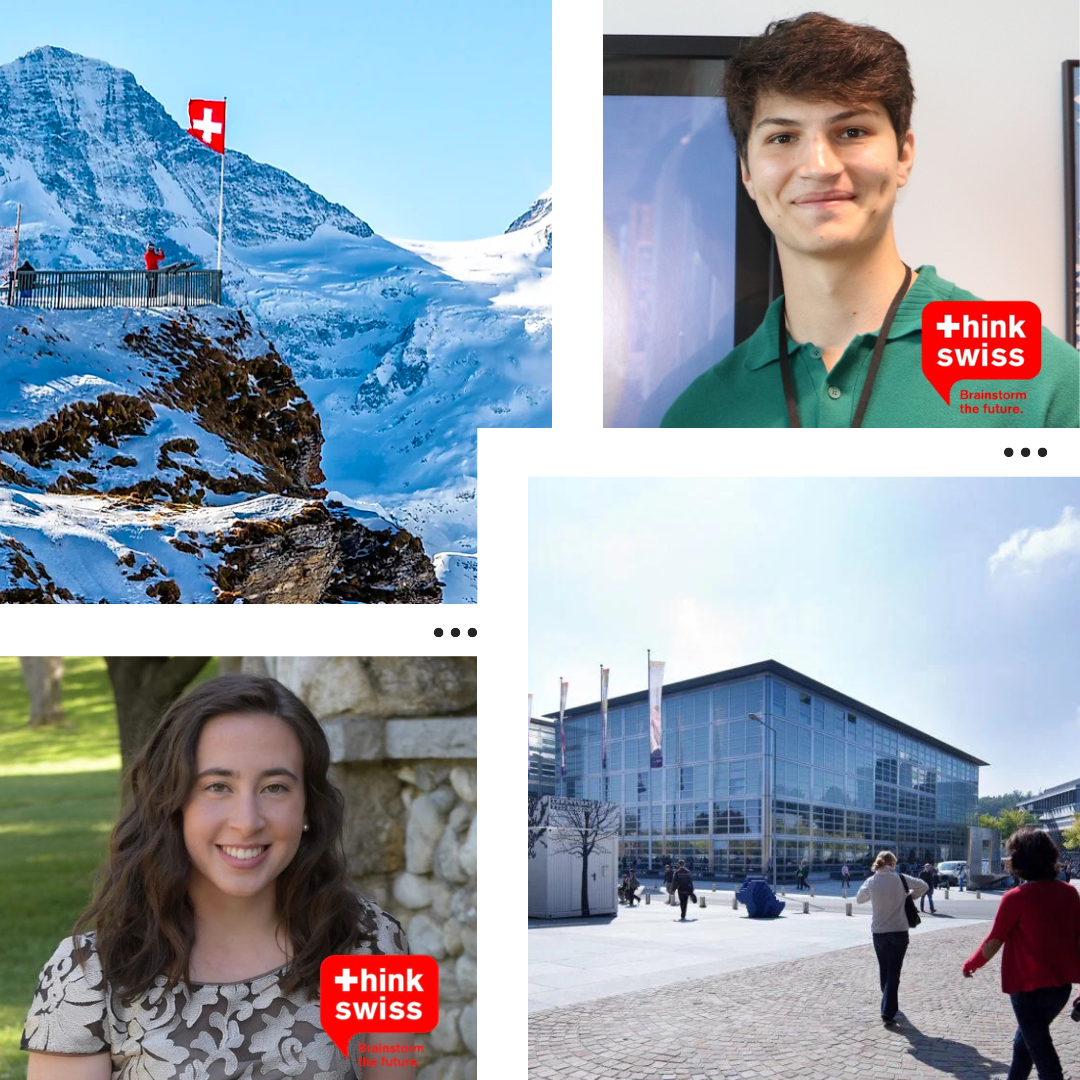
[21,674,416,1079]
[963,827,1080,1080]
[856,850,927,1025]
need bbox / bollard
[644,891,650,905]
[699,896,706,909]
[810,884,815,897]
[842,885,848,899]
[976,890,981,899]
[781,886,786,897]
[802,900,809,914]
[944,885,949,900]
[732,895,738,910]
[845,901,852,917]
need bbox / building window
[772,680,787,717]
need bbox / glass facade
[1017,779,1080,836]
[557,667,980,880]
[529,718,557,796]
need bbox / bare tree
[105,657,210,769]
[528,793,550,859]
[20,657,64,727]
[546,797,622,917]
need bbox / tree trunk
[580,841,591,917]
[105,657,210,770]
[21,657,64,727]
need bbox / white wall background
[605,0,1080,340]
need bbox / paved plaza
[529,884,1080,1079]
[530,882,999,1012]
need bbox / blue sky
[530,478,1080,797]
[4,1,550,241]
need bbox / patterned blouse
[21,906,409,1079]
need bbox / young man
[661,13,1079,428]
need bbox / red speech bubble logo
[320,954,439,1060]
[922,301,1041,406]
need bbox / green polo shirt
[660,266,1080,427]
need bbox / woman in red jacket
[962,827,1080,1080]
[144,241,165,300]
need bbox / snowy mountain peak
[505,188,551,234]
[0,48,551,602]
[0,46,373,270]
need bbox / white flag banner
[648,659,665,768]
[559,679,568,777]
[600,667,610,770]
[528,692,534,776]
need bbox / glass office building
[546,660,984,879]
[529,717,558,796]
[1017,779,1080,839]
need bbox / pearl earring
[303,824,309,832]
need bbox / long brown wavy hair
[72,673,378,1000]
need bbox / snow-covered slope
[0,46,552,601]
[0,307,441,603]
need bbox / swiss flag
[187,99,225,154]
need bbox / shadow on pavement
[892,1014,1009,1077]
[528,915,618,929]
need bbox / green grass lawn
[0,657,217,1080]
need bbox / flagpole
[647,648,652,874]
[217,96,226,271]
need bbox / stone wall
[240,657,477,1080]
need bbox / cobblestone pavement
[528,923,1080,1079]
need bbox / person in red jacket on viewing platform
[144,241,165,301]
[962,827,1080,1080]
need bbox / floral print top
[21,906,408,1079]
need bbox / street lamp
[747,712,776,889]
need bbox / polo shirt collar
[745,264,942,371]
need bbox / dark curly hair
[1005,826,1059,882]
[723,12,915,165]
[72,673,384,999]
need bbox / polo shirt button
[810,346,822,358]
[828,386,842,400]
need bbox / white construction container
[528,796,620,918]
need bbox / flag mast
[217,96,226,271]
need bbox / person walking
[919,863,937,914]
[857,850,928,1026]
[841,864,851,891]
[663,862,676,906]
[963,828,1080,1080]
[624,869,640,907]
[144,241,165,301]
[959,865,967,892]
[673,859,695,921]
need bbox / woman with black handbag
[856,850,928,1026]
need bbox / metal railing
[4,269,222,310]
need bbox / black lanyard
[778,264,912,428]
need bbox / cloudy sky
[530,478,1080,797]
[4,1,550,240]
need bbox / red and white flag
[187,99,226,154]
